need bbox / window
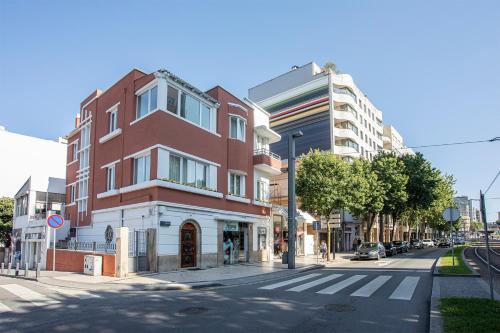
[167,86,178,113]
[256,180,269,201]
[255,135,269,150]
[16,195,28,216]
[179,91,215,131]
[136,85,158,119]
[70,184,76,203]
[109,109,118,133]
[134,154,151,184]
[72,142,78,161]
[79,124,91,170]
[229,115,246,141]
[167,153,214,190]
[229,173,245,197]
[106,165,115,191]
[77,179,88,212]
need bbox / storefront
[222,222,249,264]
[272,206,315,258]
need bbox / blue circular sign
[47,214,65,229]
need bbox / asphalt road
[0,247,445,333]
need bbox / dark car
[437,239,451,247]
[392,241,409,253]
[383,242,398,256]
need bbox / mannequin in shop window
[223,237,233,264]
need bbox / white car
[422,239,434,247]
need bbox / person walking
[320,240,327,261]
[352,237,357,252]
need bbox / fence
[61,240,116,254]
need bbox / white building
[12,175,69,269]
[382,125,414,155]
[0,126,67,198]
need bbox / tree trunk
[379,214,384,243]
[391,215,397,241]
[366,213,377,242]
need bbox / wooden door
[181,223,197,268]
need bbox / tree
[346,158,385,241]
[0,197,14,245]
[323,62,340,74]
[296,150,351,218]
[371,152,408,241]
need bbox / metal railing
[332,87,357,101]
[64,240,116,254]
[254,148,281,160]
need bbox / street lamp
[287,131,303,269]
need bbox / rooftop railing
[254,148,281,160]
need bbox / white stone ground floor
[76,201,271,272]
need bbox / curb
[432,247,478,277]
[429,276,443,333]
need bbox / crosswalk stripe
[389,276,420,300]
[287,274,343,292]
[42,285,101,299]
[259,273,322,290]
[0,302,12,313]
[317,275,367,295]
[0,284,59,307]
[351,275,392,297]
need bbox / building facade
[382,125,414,156]
[64,69,281,272]
[249,62,388,251]
[12,176,69,269]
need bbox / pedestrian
[320,240,327,260]
[352,238,357,252]
[357,238,362,249]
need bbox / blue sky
[1,0,499,220]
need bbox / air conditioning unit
[83,255,102,276]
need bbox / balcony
[253,149,281,176]
[332,87,357,102]
[334,128,359,142]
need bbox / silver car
[354,242,386,260]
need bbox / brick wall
[46,249,116,277]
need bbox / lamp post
[287,131,303,269]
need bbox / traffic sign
[47,214,65,229]
[442,208,460,222]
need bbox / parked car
[383,242,398,256]
[422,239,434,248]
[354,242,386,260]
[437,239,451,247]
[410,239,423,249]
[453,238,465,245]
[392,241,409,253]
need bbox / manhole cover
[176,307,209,315]
[324,304,355,312]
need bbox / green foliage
[296,150,351,218]
[470,220,483,232]
[346,158,384,217]
[0,197,14,245]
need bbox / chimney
[75,113,81,128]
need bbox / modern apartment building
[64,69,281,272]
[382,125,414,155]
[12,175,68,269]
[249,62,386,250]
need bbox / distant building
[382,125,414,155]
[454,196,470,234]
[0,126,67,198]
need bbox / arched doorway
[180,222,197,268]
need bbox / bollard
[15,263,19,276]
[7,262,12,275]
[24,263,29,277]
[36,262,40,279]
[1,262,4,274]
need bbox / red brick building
[65,69,281,272]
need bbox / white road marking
[287,274,343,292]
[42,285,102,299]
[377,261,390,266]
[259,273,322,290]
[351,275,392,297]
[317,275,367,295]
[0,284,59,307]
[0,302,12,313]
[389,276,420,300]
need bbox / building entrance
[223,222,248,264]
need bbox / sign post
[46,214,65,272]
[442,207,460,269]
[312,221,321,263]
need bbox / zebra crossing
[258,272,421,301]
[0,282,102,314]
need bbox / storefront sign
[223,222,239,232]
[257,227,267,235]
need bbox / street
[0,247,445,333]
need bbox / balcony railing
[254,148,280,160]
[336,104,358,119]
[332,87,357,102]
[63,240,116,254]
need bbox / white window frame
[72,142,78,161]
[109,109,118,133]
[133,154,151,185]
[256,179,269,202]
[136,85,158,120]
[70,184,76,203]
[106,165,116,191]
[228,172,245,197]
[229,115,246,142]
[179,90,216,132]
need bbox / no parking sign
[46,214,64,271]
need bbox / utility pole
[479,190,494,300]
[287,131,303,269]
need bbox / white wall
[0,127,66,198]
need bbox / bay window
[179,91,215,132]
[164,151,216,191]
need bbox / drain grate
[176,307,210,315]
[324,304,355,312]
